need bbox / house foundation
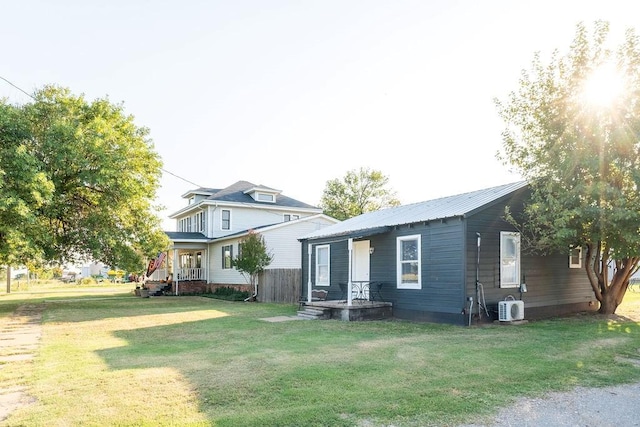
[298,300,392,321]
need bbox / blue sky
[2,1,638,230]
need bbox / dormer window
[244,186,281,203]
[256,193,275,203]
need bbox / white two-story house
[153,180,338,295]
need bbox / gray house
[299,181,596,325]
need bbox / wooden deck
[298,299,392,321]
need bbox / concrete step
[297,307,330,320]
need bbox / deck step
[297,307,330,320]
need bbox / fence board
[258,269,301,303]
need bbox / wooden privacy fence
[257,269,301,303]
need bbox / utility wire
[0,76,205,190]
[161,168,204,188]
[0,76,36,100]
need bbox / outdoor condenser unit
[498,300,525,321]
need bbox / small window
[500,232,521,288]
[397,235,421,289]
[222,245,233,269]
[284,214,300,222]
[256,193,275,202]
[569,246,582,268]
[221,209,231,230]
[315,245,330,286]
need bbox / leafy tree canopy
[320,167,400,221]
[0,85,169,272]
[496,21,640,314]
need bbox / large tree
[0,102,53,267]
[496,21,640,314]
[320,167,400,221]
[0,85,168,273]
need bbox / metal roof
[300,181,528,241]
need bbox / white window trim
[256,192,275,203]
[396,234,421,289]
[500,231,521,288]
[315,245,330,287]
[221,209,232,231]
[222,244,233,269]
[569,246,582,269]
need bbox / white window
[221,209,231,230]
[315,245,330,286]
[179,217,191,232]
[222,244,233,269]
[256,193,275,202]
[569,246,582,268]
[284,214,300,222]
[194,212,205,233]
[397,235,421,289]
[500,232,521,288]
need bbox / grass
[2,287,640,426]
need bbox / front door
[352,240,371,299]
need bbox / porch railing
[147,268,204,282]
[176,268,204,281]
[148,268,168,282]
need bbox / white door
[352,240,370,299]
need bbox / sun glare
[581,63,625,108]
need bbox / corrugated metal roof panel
[301,181,527,240]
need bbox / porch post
[204,248,208,283]
[173,248,179,295]
[307,244,312,303]
[347,238,353,307]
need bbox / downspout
[307,243,312,303]
[347,238,353,307]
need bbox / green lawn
[2,286,640,426]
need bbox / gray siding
[302,219,467,323]
[465,188,594,319]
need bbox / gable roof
[300,181,528,241]
[170,180,321,218]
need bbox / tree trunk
[598,290,619,315]
[6,266,10,294]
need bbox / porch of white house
[146,248,208,293]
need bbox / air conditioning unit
[498,300,525,321]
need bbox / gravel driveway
[459,381,640,427]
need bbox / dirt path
[0,303,44,422]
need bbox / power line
[161,168,203,188]
[0,76,205,191]
[0,76,36,100]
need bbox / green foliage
[496,21,640,313]
[204,286,250,301]
[320,167,400,220]
[231,231,273,293]
[78,277,97,285]
[0,102,54,266]
[0,85,169,272]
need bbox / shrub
[203,286,250,301]
[79,277,97,285]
